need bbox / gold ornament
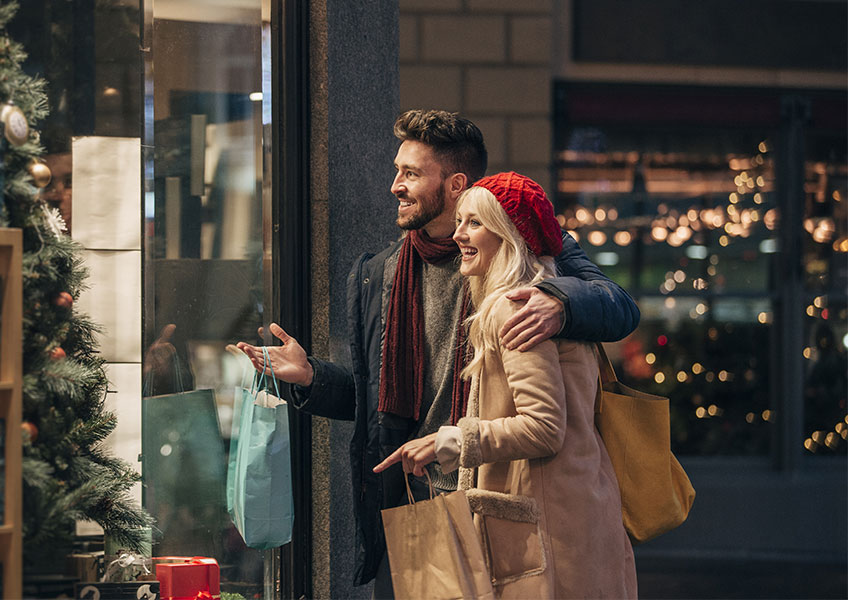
[0,101,28,146]
[29,161,52,188]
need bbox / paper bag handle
[403,470,435,505]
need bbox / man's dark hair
[394,109,488,184]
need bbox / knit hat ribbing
[472,171,562,256]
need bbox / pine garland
[0,0,151,569]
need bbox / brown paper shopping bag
[381,474,494,599]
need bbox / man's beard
[397,186,446,231]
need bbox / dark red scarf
[378,229,471,425]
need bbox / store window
[15,0,304,598]
[801,124,848,455]
[141,1,272,597]
[554,84,847,458]
[15,0,278,596]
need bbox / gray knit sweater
[382,253,464,492]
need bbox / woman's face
[453,193,502,277]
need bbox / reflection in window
[142,3,269,597]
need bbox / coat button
[363,277,370,284]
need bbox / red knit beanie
[473,171,562,256]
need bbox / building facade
[15,0,846,598]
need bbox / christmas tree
[0,0,149,570]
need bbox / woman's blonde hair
[459,186,556,379]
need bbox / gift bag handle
[403,470,435,505]
[142,350,187,397]
[264,347,282,398]
[251,346,282,400]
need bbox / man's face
[391,140,450,231]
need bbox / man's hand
[236,322,314,387]
[373,433,438,477]
[499,287,565,352]
[143,323,177,376]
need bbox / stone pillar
[308,1,400,597]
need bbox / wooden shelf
[0,228,22,599]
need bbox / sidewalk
[636,556,847,599]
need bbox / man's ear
[446,172,468,200]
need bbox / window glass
[557,130,777,455]
[555,86,847,457]
[801,132,847,456]
[142,2,270,595]
[18,0,276,592]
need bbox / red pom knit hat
[472,171,562,256]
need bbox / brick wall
[399,0,555,195]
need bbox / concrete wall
[309,1,400,597]
[399,0,555,195]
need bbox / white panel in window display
[76,250,142,363]
[71,136,141,251]
[103,362,143,505]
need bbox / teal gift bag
[142,354,228,557]
[228,348,294,549]
[226,365,249,518]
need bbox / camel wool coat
[455,295,637,599]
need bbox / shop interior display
[0,0,150,579]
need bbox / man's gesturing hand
[499,287,565,352]
[373,433,438,477]
[236,322,314,387]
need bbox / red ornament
[54,291,73,308]
[21,421,38,442]
[50,347,66,360]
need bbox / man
[237,110,640,592]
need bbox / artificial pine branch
[67,412,118,449]
[20,456,52,488]
[0,1,17,29]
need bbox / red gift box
[154,556,220,600]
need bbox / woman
[375,172,637,599]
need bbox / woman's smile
[453,194,502,277]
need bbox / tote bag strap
[595,343,619,385]
[594,343,620,415]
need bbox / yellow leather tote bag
[595,343,696,543]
